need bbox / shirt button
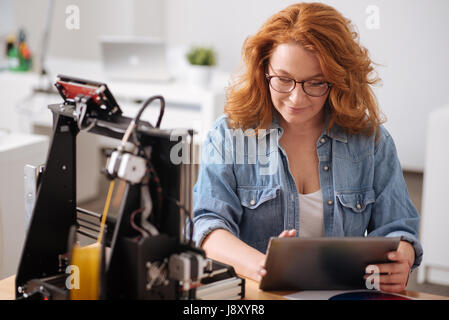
[356,203,362,209]
[250,199,256,206]
[327,200,333,206]
[323,165,329,171]
[320,138,326,144]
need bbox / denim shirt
[192,112,423,269]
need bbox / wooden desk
[242,277,449,300]
[1,275,448,300]
[0,276,15,300]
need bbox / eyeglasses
[265,74,333,97]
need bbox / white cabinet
[418,105,449,286]
[0,132,49,278]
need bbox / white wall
[165,0,285,73]
[0,0,14,34]
[9,0,449,171]
[0,0,14,59]
[11,0,164,64]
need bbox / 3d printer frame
[15,75,244,300]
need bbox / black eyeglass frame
[265,74,333,97]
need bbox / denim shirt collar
[323,114,348,143]
[261,109,348,144]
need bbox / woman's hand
[256,229,297,281]
[364,240,415,293]
[278,229,297,238]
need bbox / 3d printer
[15,75,245,300]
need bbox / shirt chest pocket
[336,190,375,235]
[236,185,282,251]
[237,186,280,209]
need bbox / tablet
[259,237,401,291]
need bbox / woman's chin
[278,106,324,127]
[280,112,311,126]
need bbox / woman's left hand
[364,240,415,293]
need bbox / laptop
[99,36,173,82]
[259,237,400,291]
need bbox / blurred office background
[0,0,448,297]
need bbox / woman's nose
[288,84,309,104]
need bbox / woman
[192,2,422,293]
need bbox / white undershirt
[298,189,324,237]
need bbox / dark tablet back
[259,237,400,291]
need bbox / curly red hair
[225,2,384,136]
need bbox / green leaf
[186,46,216,66]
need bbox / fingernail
[389,253,395,259]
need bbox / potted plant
[186,46,216,88]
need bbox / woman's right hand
[257,229,297,281]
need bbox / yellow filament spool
[70,180,115,300]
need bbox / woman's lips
[287,106,309,113]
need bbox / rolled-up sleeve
[191,121,242,248]
[368,128,423,270]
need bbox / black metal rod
[77,223,101,234]
[77,216,100,228]
[76,229,97,240]
[76,207,101,219]
[77,207,117,226]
